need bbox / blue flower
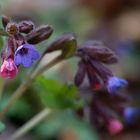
[123,107,139,125]
[107,76,128,94]
[14,44,40,67]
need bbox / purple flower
[123,107,139,125]
[14,44,40,67]
[107,76,128,94]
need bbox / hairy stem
[0,28,8,36]
[0,79,32,119]
[0,55,63,119]
[0,79,6,101]
[31,55,63,79]
[8,108,51,140]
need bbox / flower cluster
[0,16,53,78]
[77,91,140,135]
[75,41,128,94]
[0,15,138,137]
[74,41,140,135]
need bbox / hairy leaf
[35,76,82,109]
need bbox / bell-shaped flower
[14,43,40,67]
[107,76,128,94]
[0,58,18,78]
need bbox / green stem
[31,55,63,78]
[8,108,51,140]
[0,79,6,101]
[0,79,32,119]
[0,29,8,36]
[0,55,63,119]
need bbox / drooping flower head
[74,41,128,94]
[107,76,128,94]
[0,58,18,78]
[14,43,40,67]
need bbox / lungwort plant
[0,15,138,140]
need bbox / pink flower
[0,58,18,78]
[107,119,123,135]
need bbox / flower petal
[107,76,128,94]
[29,48,40,60]
[14,43,39,67]
[14,54,22,66]
[74,61,86,87]
[21,55,32,67]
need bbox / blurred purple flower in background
[123,107,140,125]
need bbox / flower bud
[2,15,10,28]
[0,58,18,78]
[107,119,123,135]
[18,20,34,33]
[26,25,53,44]
[77,41,118,64]
[45,33,77,58]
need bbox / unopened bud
[18,20,34,33]
[6,22,18,35]
[26,25,53,44]
[2,15,10,28]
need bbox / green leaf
[34,76,83,109]
[0,36,4,51]
[34,111,99,140]
[0,121,5,133]
[0,36,4,48]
